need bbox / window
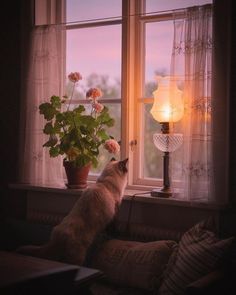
[65,0,213,191]
[30,0,225,202]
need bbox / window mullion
[133,0,146,185]
[121,0,139,185]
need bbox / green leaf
[56,113,65,122]
[73,105,85,113]
[39,103,57,120]
[75,154,91,167]
[97,129,110,140]
[53,121,62,133]
[68,128,79,141]
[50,95,61,108]
[105,118,115,127]
[80,125,88,135]
[97,111,114,127]
[43,135,58,147]
[49,146,60,157]
[43,122,54,134]
[60,135,71,151]
[81,115,96,126]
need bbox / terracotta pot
[63,161,91,189]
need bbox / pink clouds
[66,25,121,79]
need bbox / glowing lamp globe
[150,77,183,123]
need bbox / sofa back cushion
[91,239,177,291]
[158,219,234,295]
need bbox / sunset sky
[66,0,212,88]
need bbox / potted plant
[39,72,120,189]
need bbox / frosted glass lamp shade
[150,77,184,123]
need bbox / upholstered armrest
[185,269,227,295]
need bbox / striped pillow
[158,220,234,295]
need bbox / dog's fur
[17,158,128,265]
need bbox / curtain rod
[35,3,212,27]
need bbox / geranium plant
[39,72,120,168]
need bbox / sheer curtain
[171,5,216,202]
[19,25,64,187]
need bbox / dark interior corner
[0,1,236,295]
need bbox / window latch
[130,140,137,151]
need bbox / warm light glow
[150,76,184,123]
[160,104,172,122]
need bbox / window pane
[143,104,162,179]
[66,0,122,23]
[145,21,173,97]
[145,0,212,14]
[66,25,121,99]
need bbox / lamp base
[151,188,172,198]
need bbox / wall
[229,0,236,202]
[2,187,230,249]
[0,1,22,218]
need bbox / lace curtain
[19,25,64,187]
[171,5,219,202]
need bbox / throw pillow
[91,239,177,291]
[158,219,234,295]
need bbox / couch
[1,216,235,295]
[85,218,236,295]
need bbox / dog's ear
[110,157,116,162]
[118,158,128,173]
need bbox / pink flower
[86,87,102,101]
[93,102,104,113]
[104,139,120,154]
[68,72,82,83]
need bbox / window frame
[37,0,220,195]
[123,0,188,190]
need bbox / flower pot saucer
[65,183,87,189]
